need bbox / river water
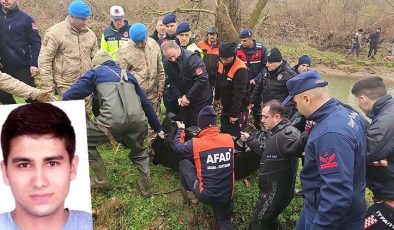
[321,74,394,116]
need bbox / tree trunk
[215,2,239,41]
[224,0,242,31]
[247,0,269,30]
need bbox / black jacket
[163,48,212,108]
[0,7,41,70]
[368,31,380,45]
[215,58,249,117]
[251,60,296,105]
[366,95,394,199]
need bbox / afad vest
[218,57,247,79]
[197,40,219,56]
[192,127,235,199]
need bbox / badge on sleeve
[319,148,339,173]
[32,22,38,30]
[195,66,203,75]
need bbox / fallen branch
[152,188,181,195]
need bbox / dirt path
[316,64,394,83]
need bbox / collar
[110,20,129,32]
[270,119,290,134]
[197,126,219,138]
[368,95,392,119]
[308,98,337,123]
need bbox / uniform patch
[319,149,338,171]
[364,214,378,229]
[195,67,203,75]
[123,31,128,37]
[32,22,38,30]
[277,74,283,81]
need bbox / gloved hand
[36,89,58,102]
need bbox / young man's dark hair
[1,103,76,166]
[263,99,286,118]
[351,76,387,100]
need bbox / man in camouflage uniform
[38,0,98,97]
[0,71,57,102]
[117,23,165,157]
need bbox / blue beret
[239,28,253,38]
[129,23,148,43]
[176,21,191,35]
[68,0,91,19]
[298,55,312,66]
[162,13,176,25]
[282,70,328,105]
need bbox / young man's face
[1,134,78,219]
[165,22,177,36]
[1,0,18,11]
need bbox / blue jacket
[62,61,162,133]
[297,99,366,230]
[0,7,41,69]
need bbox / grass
[277,42,394,69]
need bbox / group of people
[0,0,393,229]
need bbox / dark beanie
[162,13,176,25]
[176,21,191,35]
[219,41,237,58]
[266,47,283,62]
[298,55,312,66]
[239,28,253,38]
[197,106,217,129]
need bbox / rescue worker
[150,16,166,43]
[62,50,164,197]
[117,22,165,157]
[351,76,394,229]
[158,13,177,45]
[197,27,220,90]
[283,71,366,229]
[237,28,268,129]
[38,0,98,97]
[161,40,212,127]
[292,55,312,74]
[0,0,41,104]
[214,41,249,138]
[0,71,57,103]
[175,21,203,58]
[251,47,297,116]
[240,100,304,230]
[100,5,131,60]
[347,29,363,57]
[173,105,234,230]
[368,28,381,59]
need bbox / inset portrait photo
[0,101,93,230]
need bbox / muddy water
[321,74,394,116]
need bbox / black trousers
[0,67,37,104]
[364,202,394,229]
[178,159,233,230]
[368,43,378,57]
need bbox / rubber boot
[138,171,151,198]
[90,160,110,189]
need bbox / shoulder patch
[319,148,339,173]
[32,22,38,30]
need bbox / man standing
[283,71,366,229]
[237,28,268,129]
[38,0,98,97]
[158,13,177,45]
[240,100,303,229]
[214,41,249,137]
[0,103,93,230]
[117,23,165,157]
[251,47,297,116]
[348,29,363,57]
[100,5,130,60]
[173,105,234,230]
[197,27,220,90]
[175,21,203,58]
[161,40,211,127]
[351,76,394,229]
[368,28,381,59]
[150,16,166,43]
[0,0,41,104]
[63,51,163,196]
